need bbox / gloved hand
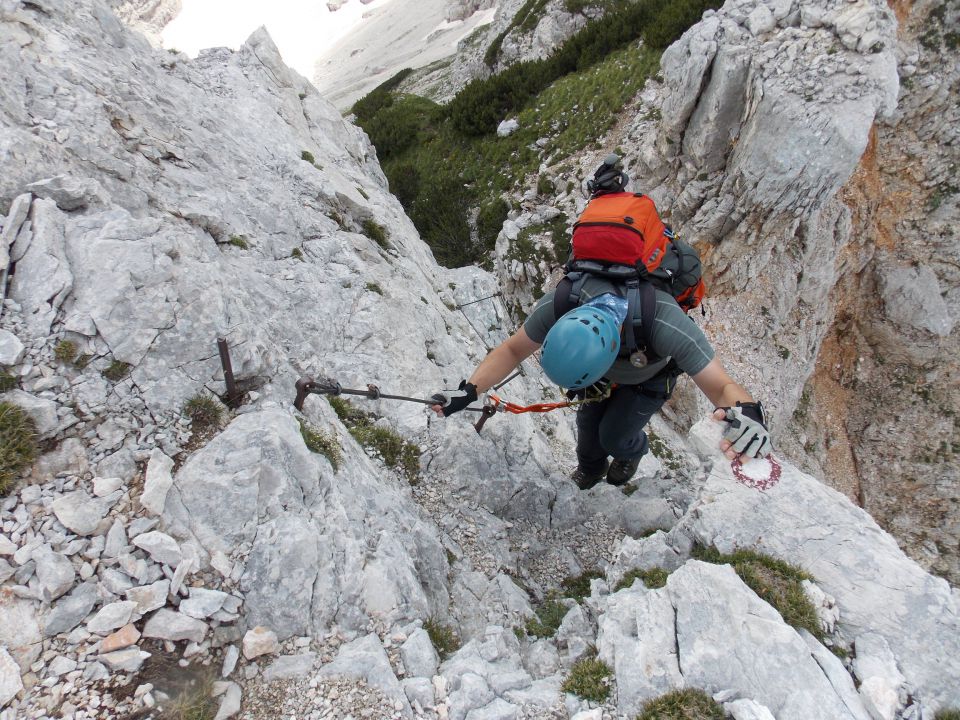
[715,401,771,459]
[430,380,478,417]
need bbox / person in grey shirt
[431,273,771,489]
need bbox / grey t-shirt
[523,277,715,385]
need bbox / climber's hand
[430,381,478,417]
[713,401,771,462]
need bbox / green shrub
[525,597,568,638]
[458,0,721,136]
[365,282,384,295]
[936,710,960,720]
[0,401,38,495]
[328,397,420,483]
[536,174,555,196]
[301,150,316,163]
[351,67,415,122]
[228,235,249,249]
[476,198,510,253]
[291,247,304,260]
[298,419,341,471]
[0,370,17,392]
[361,219,391,250]
[183,394,225,432]
[102,360,132,382]
[423,617,460,660]
[615,567,669,591]
[561,655,611,703]
[638,688,725,720]
[54,340,78,363]
[561,570,604,602]
[692,545,823,641]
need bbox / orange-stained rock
[101,624,141,653]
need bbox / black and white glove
[717,401,772,459]
[430,380,478,417]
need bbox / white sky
[162,0,393,79]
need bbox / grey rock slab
[1,389,58,440]
[853,633,905,720]
[400,628,439,679]
[0,560,13,585]
[318,633,410,716]
[0,331,25,365]
[465,698,519,720]
[98,647,150,673]
[86,600,138,634]
[221,645,239,678]
[667,561,861,720]
[102,519,127,559]
[213,681,241,720]
[597,583,680,716]
[140,448,174,515]
[403,677,434,710]
[25,175,106,211]
[92,476,123,497]
[0,194,31,268]
[47,656,78,677]
[101,568,135,596]
[142,609,208,643]
[681,420,960,709]
[132,530,181,567]
[125,580,170,614]
[0,647,23,710]
[799,630,871,720]
[33,546,76,601]
[0,593,42,671]
[0,536,15,556]
[179,587,229,619]
[261,652,317,682]
[42,582,99,637]
[725,699,777,720]
[51,489,117,536]
[448,672,494,720]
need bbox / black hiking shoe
[571,461,609,490]
[606,457,641,486]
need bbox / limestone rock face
[163,409,450,640]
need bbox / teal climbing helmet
[541,306,620,389]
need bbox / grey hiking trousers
[575,380,671,474]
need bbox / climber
[431,156,771,490]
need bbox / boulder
[242,626,279,660]
[0,331,25,365]
[42,582,98,637]
[0,647,23,709]
[400,628,439,679]
[140,448,174,515]
[132,531,182,567]
[142,609,208,643]
[52,490,117,536]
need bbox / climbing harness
[730,455,782,491]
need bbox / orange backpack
[555,192,706,364]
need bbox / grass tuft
[365,282,384,295]
[638,688,725,720]
[561,654,611,703]
[102,360,132,382]
[561,569,604,602]
[54,340,78,363]
[524,597,568,638]
[361,219,390,250]
[0,401,38,495]
[614,567,669,591]
[298,419,341,471]
[328,397,420,483]
[936,711,960,720]
[692,544,823,641]
[183,394,225,432]
[423,617,460,660]
[301,150,316,163]
[291,247,304,260]
[228,235,249,249]
[0,370,17,392]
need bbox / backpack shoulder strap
[623,279,659,359]
[553,272,587,320]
